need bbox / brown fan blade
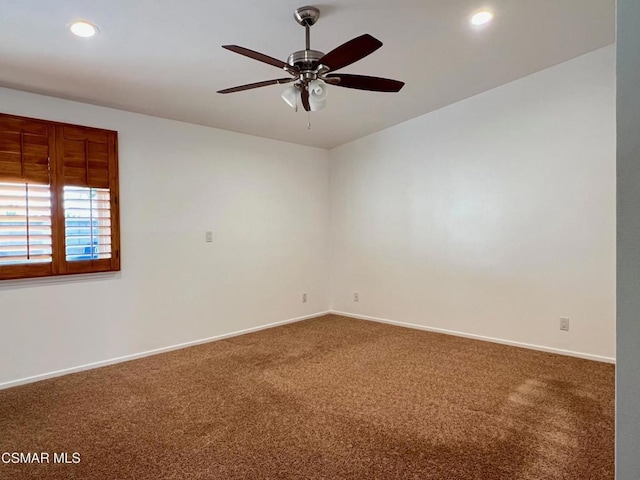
[325,74,405,92]
[222,45,296,73]
[218,78,294,94]
[301,87,311,112]
[323,77,341,85]
[318,34,383,72]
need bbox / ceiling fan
[217,5,405,113]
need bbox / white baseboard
[2,309,613,390]
[0,311,331,390]
[330,310,616,364]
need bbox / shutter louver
[0,116,51,185]
[61,126,110,188]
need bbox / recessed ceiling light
[70,21,99,38]
[470,10,495,27]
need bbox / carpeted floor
[0,315,614,479]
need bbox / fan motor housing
[287,49,324,70]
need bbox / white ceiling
[0,0,614,149]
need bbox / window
[0,113,120,280]
[64,186,112,261]
[0,182,52,265]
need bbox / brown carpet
[0,315,614,479]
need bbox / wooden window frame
[0,112,120,281]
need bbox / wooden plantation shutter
[59,125,111,188]
[0,116,55,278]
[0,112,120,280]
[56,125,120,275]
[0,115,52,185]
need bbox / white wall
[329,46,616,360]
[0,88,330,386]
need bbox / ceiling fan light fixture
[470,9,495,27]
[309,80,328,101]
[309,97,327,112]
[281,84,301,109]
[308,80,328,111]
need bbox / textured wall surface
[330,47,615,360]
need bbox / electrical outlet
[560,317,570,331]
[354,292,359,302]
[302,293,307,303]
[205,231,213,243]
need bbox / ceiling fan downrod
[288,6,324,78]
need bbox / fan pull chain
[307,112,311,130]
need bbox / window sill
[0,270,121,290]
